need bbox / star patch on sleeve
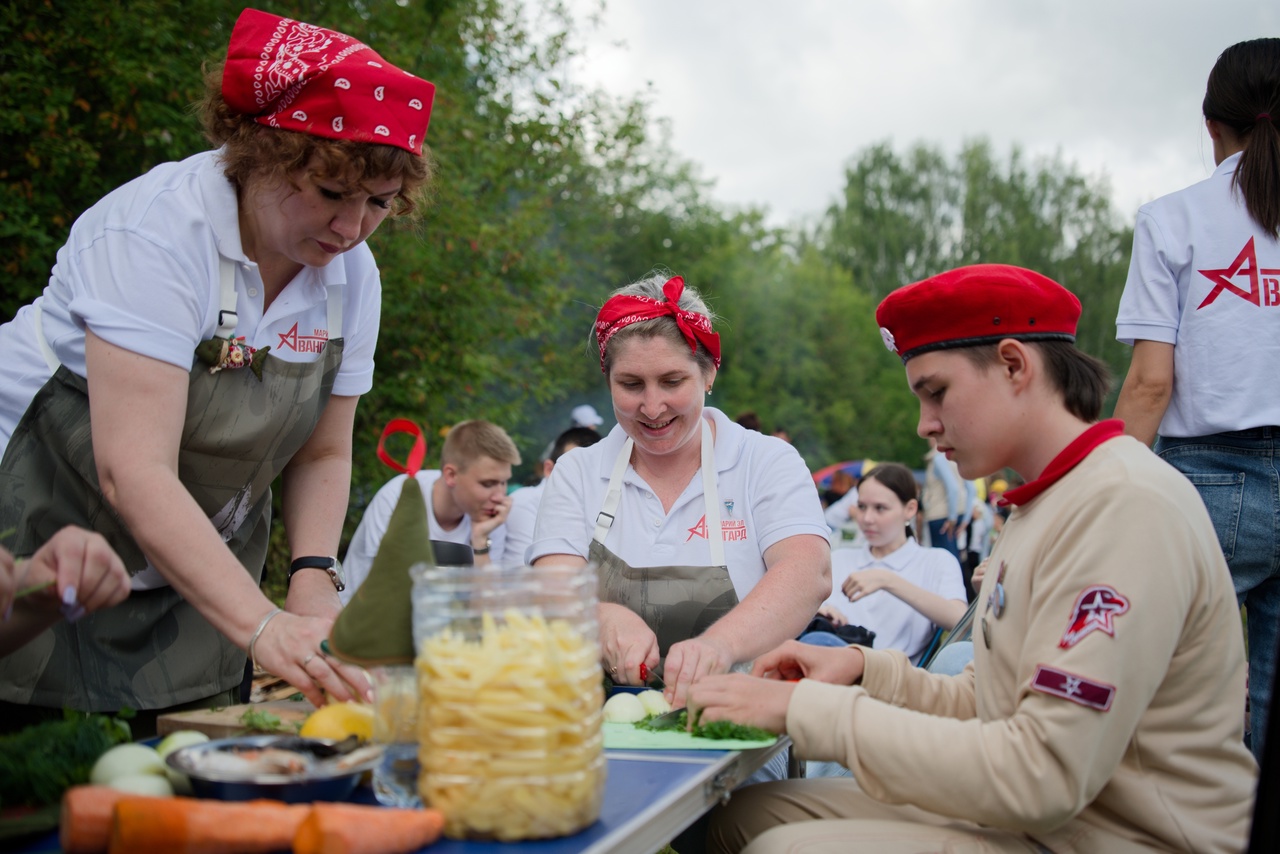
[1059,584,1130,648]
[1031,665,1116,712]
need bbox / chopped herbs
[238,707,293,733]
[635,711,773,741]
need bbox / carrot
[293,803,447,854]
[60,786,161,854]
[107,795,309,853]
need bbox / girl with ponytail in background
[1115,37,1280,762]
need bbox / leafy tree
[819,140,1133,416]
[1,0,231,318]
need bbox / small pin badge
[986,561,1008,620]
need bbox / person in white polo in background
[340,420,519,604]
[1114,37,1280,762]
[503,426,602,565]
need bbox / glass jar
[411,563,605,841]
[368,663,421,808]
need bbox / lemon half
[299,701,375,741]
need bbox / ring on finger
[302,653,316,667]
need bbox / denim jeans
[927,518,961,559]
[927,641,975,676]
[1158,427,1280,760]
[797,631,853,648]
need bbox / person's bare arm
[86,331,363,705]
[1114,340,1174,446]
[841,568,967,630]
[280,394,358,620]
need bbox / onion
[637,690,671,716]
[602,692,647,723]
[90,743,166,785]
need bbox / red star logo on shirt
[1197,237,1280,309]
[278,322,303,350]
[1059,585,1130,648]
[686,515,709,541]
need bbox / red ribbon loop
[376,419,427,477]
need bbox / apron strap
[594,416,725,566]
[594,436,634,542]
[33,301,60,372]
[216,260,343,340]
[215,257,238,338]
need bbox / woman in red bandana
[529,272,832,712]
[0,9,433,734]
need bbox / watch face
[331,558,346,584]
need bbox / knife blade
[644,706,687,730]
[639,662,665,690]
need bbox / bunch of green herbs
[0,710,131,808]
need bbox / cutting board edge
[155,699,316,738]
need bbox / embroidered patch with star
[1059,584,1130,648]
[1030,665,1116,712]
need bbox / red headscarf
[593,276,722,373]
[222,9,435,156]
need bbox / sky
[564,0,1279,228]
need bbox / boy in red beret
[692,264,1257,853]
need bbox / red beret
[875,264,1081,363]
[222,9,435,156]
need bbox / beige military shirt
[788,435,1257,853]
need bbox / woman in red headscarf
[0,8,433,733]
[530,271,832,709]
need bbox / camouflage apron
[589,418,739,661]
[0,258,343,711]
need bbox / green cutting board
[601,721,777,751]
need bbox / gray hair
[598,271,719,377]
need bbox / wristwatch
[288,555,346,592]
[472,538,492,556]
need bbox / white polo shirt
[0,149,382,454]
[820,539,965,663]
[502,481,544,566]
[1116,151,1280,436]
[529,407,830,598]
[340,470,510,604]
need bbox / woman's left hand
[663,635,735,708]
[841,567,896,603]
[599,602,660,687]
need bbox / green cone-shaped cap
[327,477,435,666]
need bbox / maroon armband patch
[1031,665,1115,711]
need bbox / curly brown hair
[198,61,433,217]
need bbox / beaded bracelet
[248,607,284,670]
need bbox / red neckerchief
[1000,419,1125,507]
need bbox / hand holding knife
[639,661,663,689]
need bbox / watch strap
[289,556,345,592]
[472,539,491,555]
